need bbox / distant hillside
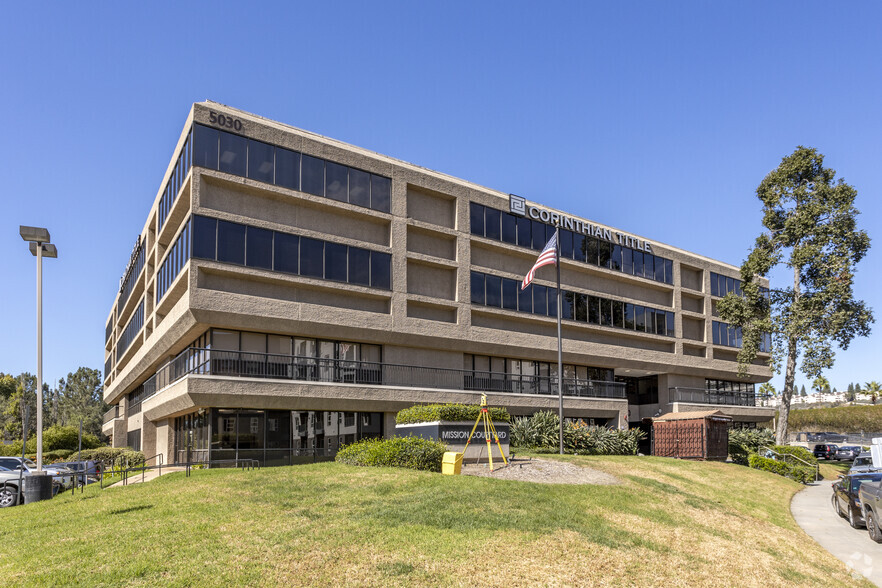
[788,403,882,433]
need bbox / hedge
[396,403,510,425]
[335,436,447,472]
[510,411,645,455]
[769,444,817,465]
[748,454,814,484]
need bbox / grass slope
[0,456,867,587]
[788,403,882,433]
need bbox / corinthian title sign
[509,194,653,253]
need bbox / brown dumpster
[651,410,732,460]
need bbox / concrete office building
[102,101,774,465]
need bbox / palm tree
[864,381,882,405]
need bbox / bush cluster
[728,427,775,465]
[510,411,645,455]
[769,444,817,465]
[395,403,510,425]
[748,454,814,484]
[335,436,447,472]
[0,425,103,456]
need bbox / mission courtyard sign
[509,194,653,253]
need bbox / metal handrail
[134,346,628,401]
[760,446,820,481]
[669,386,760,407]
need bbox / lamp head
[29,243,58,258]
[20,226,50,243]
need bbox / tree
[758,382,776,406]
[719,147,874,444]
[812,376,830,395]
[856,382,863,394]
[865,381,882,405]
[799,385,807,397]
[58,368,106,436]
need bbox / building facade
[102,101,774,465]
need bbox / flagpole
[555,226,564,455]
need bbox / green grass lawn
[0,455,867,587]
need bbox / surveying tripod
[462,394,509,472]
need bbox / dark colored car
[833,472,882,528]
[814,444,839,460]
[834,446,862,461]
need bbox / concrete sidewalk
[107,466,185,488]
[791,480,882,586]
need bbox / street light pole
[20,226,57,474]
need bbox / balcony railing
[669,387,759,407]
[136,346,627,402]
[103,405,120,425]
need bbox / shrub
[748,454,814,484]
[770,445,817,465]
[728,428,775,465]
[0,425,102,456]
[396,403,510,425]
[73,447,145,469]
[335,436,447,472]
[510,411,645,455]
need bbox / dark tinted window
[217,220,245,265]
[218,132,247,176]
[192,125,219,169]
[600,298,612,326]
[370,251,391,289]
[301,155,324,196]
[666,311,675,336]
[349,169,370,207]
[561,291,574,320]
[246,226,273,270]
[485,275,502,307]
[664,259,673,285]
[613,300,624,328]
[633,250,644,277]
[325,162,348,202]
[710,273,720,297]
[656,310,667,335]
[299,237,324,277]
[470,272,485,304]
[274,148,300,190]
[370,175,391,213]
[624,303,635,329]
[324,242,348,281]
[273,232,298,274]
[574,293,587,322]
[646,309,656,334]
[502,278,518,310]
[644,255,655,280]
[635,306,645,330]
[247,140,274,183]
[560,230,573,259]
[585,237,599,265]
[192,215,217,259]
[485,208,501,240]
[531,220,546,250]
[655,256,666,282]
[547,288,557,318]
[518,284,532,312]
[599,241,611,269]
[470,203,485,236]
[573,233,586,263]
[348,247,370,286]
[610,244,622,271]
[622,248,633,275]
[588,296,600,324]
[533,285,548,316]
[501,213,517,244]
[516,217,531,248]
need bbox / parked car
[0,457,75,489]
[0,470,26,508]
[851,453,878,474]
[834,472,882,528]
[860,478,882,542]
[53,461,100,485]
[814,444,839,460]
[835,446,863,461]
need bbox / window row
[192,124,391,213]
[207,328,382,364]
[463,355,621,400]
[470,271,676,337]
[470,203,673,285]
[464,354,613,382]
[711,320,771,352]
[710,271,769,299]
[105,317,113,344]
[158,128,193,231]
[117,298,144,361]
[157,218,192,303]
[705,379,756,395]
[117,240,145,316]
[191,215,392,290]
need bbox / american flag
[521,231,558,290]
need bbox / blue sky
[1,2,880,394]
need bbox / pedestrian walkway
[791,480,882,586]
[107,466,186,489]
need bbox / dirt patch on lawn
[461,457,619,485]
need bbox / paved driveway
[792,480,882,586]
